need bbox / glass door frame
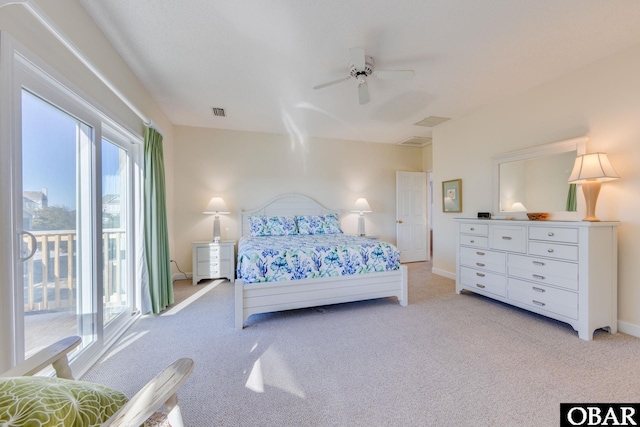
[0,32,140,374]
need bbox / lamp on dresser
[568,152,619,221]
[351,198,372,236]
[203,197,230,242]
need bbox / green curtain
[566,183,577,212]
[143,127,173,313]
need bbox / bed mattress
[237,234,401,284]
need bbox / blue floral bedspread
[237,234,401,284]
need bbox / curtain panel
[143,127,173,313]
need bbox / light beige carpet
[83,262,640,426]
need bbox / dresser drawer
[528,241,578,261]
[507,254,578,290]
[460,223,489,236]
[459,234,488,248]
[490,226,526,253]
[460,266,506,297]
[529,226,578,244]
[508,278,578,319]
[459,247,505,274]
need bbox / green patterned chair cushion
[0,376,127,426]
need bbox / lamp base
[581,181,601,222]
[357,215,366,236]
[213,215,222,241]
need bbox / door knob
[396,220,403,224]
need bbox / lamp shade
[351,198,372,213]
[510,202,527,212]
[568,153,619,184]
[203,197,230,214]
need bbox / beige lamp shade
[351,198,372,213]
[203,197,230,214]
[510,202,527,212]
[568,153,619,183]
[568,153,619,221]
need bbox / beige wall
[432,42,640,335]
[171,126,423,272]
[423,143,433,171]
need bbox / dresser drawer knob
[476,262,485,267]
[470,239,475,243]
[548,232,555,236]
[532,300,546,307]
[532,274,545,280]
[547,248,554,253]
[502,236,512,240]
[476,251,485,256]
[476,272,485,277]
[470,227,475,231]
[532,286,545,293]
[532,261,545,266]
[476,284,486,289]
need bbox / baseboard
[431,268,455,281]
[617,320,640,339]
[172,272,192,281]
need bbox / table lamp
[568,153,619,221]
[351,198,372,236]
[203,197,230,241]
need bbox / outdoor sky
[22,89,122,210]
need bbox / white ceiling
[79,0,640,144]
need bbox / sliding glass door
[0,44,140,373]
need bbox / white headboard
[238,193,340,238]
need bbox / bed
[235,193,408,329]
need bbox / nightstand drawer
[197,260,230,276]
[197,246,220,261]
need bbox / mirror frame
[492,136,587,220]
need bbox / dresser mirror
[492,137,587,219]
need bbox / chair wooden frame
[0,336,194,427]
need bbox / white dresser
[455,219,618,340]
[191,241,235,285]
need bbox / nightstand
[353,235,379,240]
[191,241,235,285]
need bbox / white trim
[617,320,640,339]
[431,267,455,281]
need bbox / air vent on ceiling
[414,116,450,127]
[398,136,432,147]
[212,107,226,117]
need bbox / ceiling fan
[313,47,414,105]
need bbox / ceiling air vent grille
[212,107,226,117]
[398,136,432,147]
[414,116,450,127]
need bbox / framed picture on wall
[442,179,462,213]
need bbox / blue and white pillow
[322,213,343,234]
[296,215,326,235]
[249,215,297,236]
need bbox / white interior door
[396,171,428,263]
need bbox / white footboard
[235,265,407,329]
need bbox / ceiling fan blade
[313,76,351,90]
[350,47,366,70]
[358,82,370,105]
[373,70,415,80]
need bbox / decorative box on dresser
[191,241,235,285]
[454,219,618,340]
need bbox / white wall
[171,125,423,272]
[433,42,640,335]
